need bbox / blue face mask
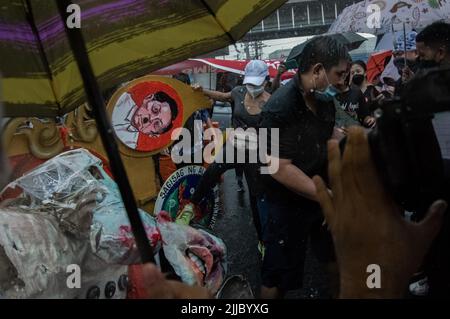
[313,71,340,102]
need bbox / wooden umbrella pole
[55,0,155,264]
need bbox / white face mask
[246,84,265,99]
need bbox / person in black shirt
[416,22,450,69]
[258,36,351,299]
[408,23,450,297]
[350,60,381,114]
[334,62,375,129]
[334,84,373,128]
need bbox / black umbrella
[286,32,368,63]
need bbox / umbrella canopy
[0,0,286,117]
[329,0,450,35]
[286,32,367,62]
[367,49,392,83]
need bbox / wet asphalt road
[212,170,331,299]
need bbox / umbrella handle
[403,23,407,66]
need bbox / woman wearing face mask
[350,60,381,106]
[350,60,381,119]
[189,60,271,246]
[333,61,376,129]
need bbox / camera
[346,68,450,216]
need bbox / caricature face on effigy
[130,92,178,136]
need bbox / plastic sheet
[0,149,154,298]
[0,205,128,298]
[0,149,227,297]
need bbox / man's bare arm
[271,64,286,94]
[202,89,232,102]
[270,157,317,201]
[192,84,233,102]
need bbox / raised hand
[313,126,446,298]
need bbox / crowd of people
[3,21,449,300]
[136,21,450,299]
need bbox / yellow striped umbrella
[0,0,286,117]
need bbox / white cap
[243,60,269,86]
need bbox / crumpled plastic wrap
[0,149,227,298]
[0,149,156,298]
[0,206,126,299]
[9,149,101,204]
[3,149,159,264]
[82,154,160,265]
[5,150,104,238]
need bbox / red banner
[153,58,296,80]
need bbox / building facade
[244,0,356,41]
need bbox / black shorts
[257,196,335,292]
